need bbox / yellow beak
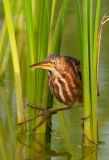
[29,61,54,69]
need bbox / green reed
[23,0,70,132]
[0,117,9,160]
[0,0,24,77]
[3,0,26,131]
[0,0,16,62]
[50,0,70,54]
[75,0,101,145]
[24,0,36,131]
[0,0,70,134]
[92,0,101,142]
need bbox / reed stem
[91,0,101,143]
[3,0,26,131]
[0,0,24,77]
[0,0,17,62]
[24,0,36,130]
[50,0,70,54]
[82,0,92,145]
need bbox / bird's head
[30,54,66,73]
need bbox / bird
[30,54,83,106]
[19,54,99,131]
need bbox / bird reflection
[17,134,72,160]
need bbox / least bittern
[19,54,99,131]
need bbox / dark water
[0,0,109,160]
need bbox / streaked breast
[48,71,83,106]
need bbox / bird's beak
[29,61,53,69]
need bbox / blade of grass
[3,0,26,131]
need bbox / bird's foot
[18,103,57,131]
[81,115,98,146]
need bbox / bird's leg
[18,104,50,125]
[18,103,72,131]
[32,103,72,131]
[18,112,43,125]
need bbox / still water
[0,0,109,160]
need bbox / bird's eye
[51,60,57,66]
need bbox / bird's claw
[81,115,90,121]
[81,115,98,146]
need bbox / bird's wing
[64,56,81,80]
[64,56,100,96]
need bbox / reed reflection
[17,132,72,160]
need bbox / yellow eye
[51,60,57,66]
